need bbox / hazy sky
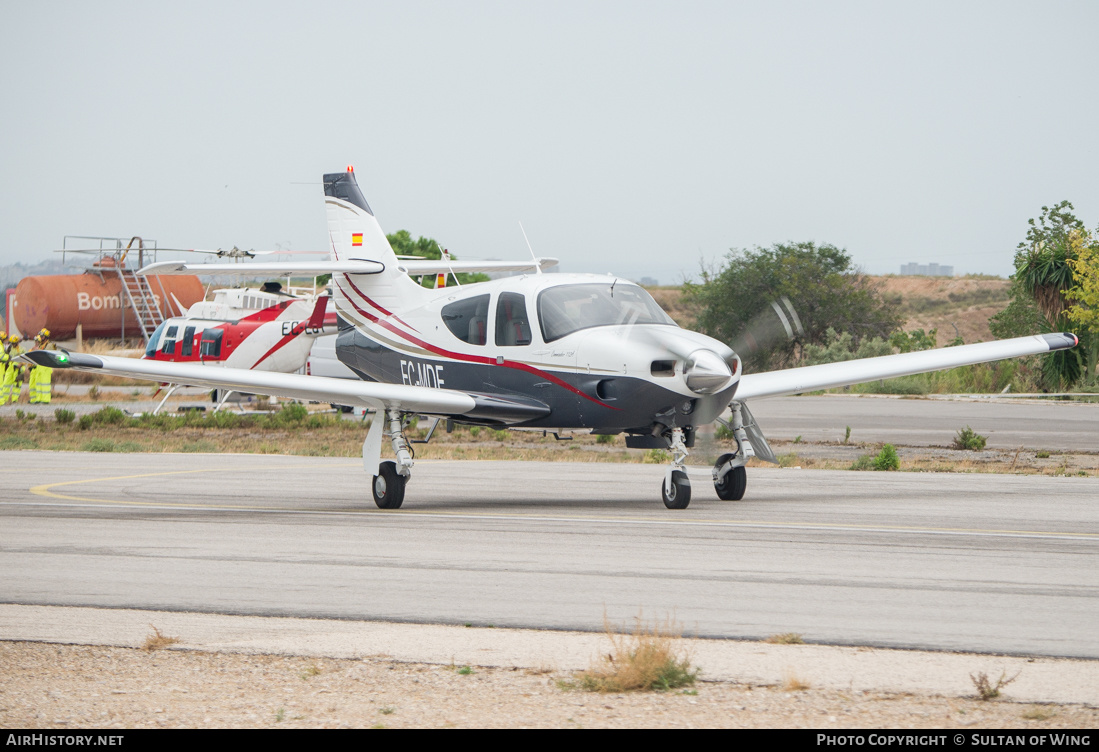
[2,1,1096,282]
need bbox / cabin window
[160,325,179,355]
[181,326,196,357]
[537,283,676,343]
[441,294,490,346]
[200,329,223,358]
[145,322,169,358]
[495,292,532,346]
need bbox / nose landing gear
[662,426,692,509]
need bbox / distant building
[900,262,953,277]
[637,276,659,287]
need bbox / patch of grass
[54,408,76,424]
[15,409,26,421]
[715,422,736,440]
[777,452,800,467]
[1036,450,1051,459]
[849,454,876,471]
[643,448,671,464]
[576,615,698,693]
[275,707,285,723]
[1021,706,1057,721]
[82,438,118,452]
[141,625,180,652]
[300,665,321,680]
[873,444,900,471]
[492,429,508,442]
[970,669,1020,700]
[953,425,988,451]
[379,706,395,715]
[456,665,474,675]
[87,385,100,401]
[793,435,802,444]
[181,440,218,453]
[0,436,38,450]
[844,425,851,444]
[765,633,804,645]
[596,433,616,444]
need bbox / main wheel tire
[662,469,691,509]
[714,454,747,500]
[372,461,407,509]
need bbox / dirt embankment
[647,276,1011,346]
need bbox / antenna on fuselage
[519,221,541,274]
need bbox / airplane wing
[137,260,384,276]
[19,350,546,423]
[735,333,1078,401]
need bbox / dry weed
[782,670,811,691]
[576,615,698,693]
[141,625,180,652]
[970,669,1020,700]
[765,633,805,645]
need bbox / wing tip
[1042,332,1079,351]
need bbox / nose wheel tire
[662,469,691,509]
[713,454,747,500]
[372,460,407,509]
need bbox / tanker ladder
[117,267,166,344]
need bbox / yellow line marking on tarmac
[22,467,1099,540]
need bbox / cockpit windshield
[537,283,676,343]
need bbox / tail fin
[323,169,428,314]
[307,295,328,329]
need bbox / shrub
[577,616,698,693]
[78,414,94,431]
[873,444,900,471]
[596,433,616,444]
[953,426,988,451]
[54,408,76,425]
[82,438,117,452]
[849,454,876,471]
[278,402,309,423]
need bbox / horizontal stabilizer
[398,258,558,275]
[137,260,385,276]
[735,333,1078,401]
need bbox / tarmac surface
[2,452,1096,660]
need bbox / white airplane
[24,168,1079,509]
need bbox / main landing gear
[367,409,414,509]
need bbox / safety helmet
[8,334,18,344]
[0,332,6,341]
[37,328,50,340]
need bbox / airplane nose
[683,349,733,394]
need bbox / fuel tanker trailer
[12,258,204,340]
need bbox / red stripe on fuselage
[340,274,417,331]
[334,278,619,410]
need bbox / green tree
[994,202,1093,388]
[386,230,489,288]
[683,242,902,371]
[1065,229,1099,384]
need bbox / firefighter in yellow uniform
[0,331,9,405]
[28,329,55,404]
[2,334,23,405]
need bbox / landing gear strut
[712,402,753,501]
[662,426,692,509]
[366,408,415,509]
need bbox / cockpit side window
[495,292,532,346]
[160,325,179,356]
[441,294,490,346]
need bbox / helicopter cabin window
[537,283,676,342]
[441,294,490,346]
[181,326,196,357]
[160,325,179,356]
[200,329,223,358]
[495,292,532,346]
[145,321,169,358]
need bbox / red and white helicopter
[25,168,1078,509]
[142,283,335,411]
